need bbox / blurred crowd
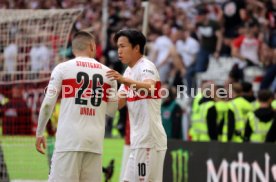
[0,0,276,143]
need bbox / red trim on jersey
[232,35,245,48]
[125,109,130,145]
[61,79,111,102]
[124,85,129,91]
[126,81,161,102]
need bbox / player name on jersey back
[76,60,102,69]
[80,107,96,116]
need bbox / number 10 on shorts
[138,163,146,176]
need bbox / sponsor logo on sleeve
[143,69,154,75]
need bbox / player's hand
[106,70,125,83]
[36,136,46,154]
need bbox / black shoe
[105,159,115,181]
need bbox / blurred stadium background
[0,0,276,181]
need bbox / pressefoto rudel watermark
[44,84,233,100]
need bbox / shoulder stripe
[126,81,162,102]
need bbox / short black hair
[258,90,273,102]
[241,81,252,93]
[113,29,146,54]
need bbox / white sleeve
[106,79,118,117]
[140,63,159,81]
[36,65,63,137]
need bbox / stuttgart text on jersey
[76,61,102,69]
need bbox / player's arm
[123,78,156,90]
[118,91,127,110]
[36,65,62,154]
[106,70,156,91]
[106,80,118,117]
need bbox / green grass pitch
[1,136,124,182]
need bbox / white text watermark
[44,84,233,100]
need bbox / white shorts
[49,151,102,182]
[120,145,131,181]
[123,148,167,182]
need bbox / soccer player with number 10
[107,29,167,182]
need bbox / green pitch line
[1,136,124,182]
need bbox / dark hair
[258,90,273,102]
[113,29,146,54]
[229,64,243,82]
[241,81,252,93]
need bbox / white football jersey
[119,57,167,150]
[37,57,117,154]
